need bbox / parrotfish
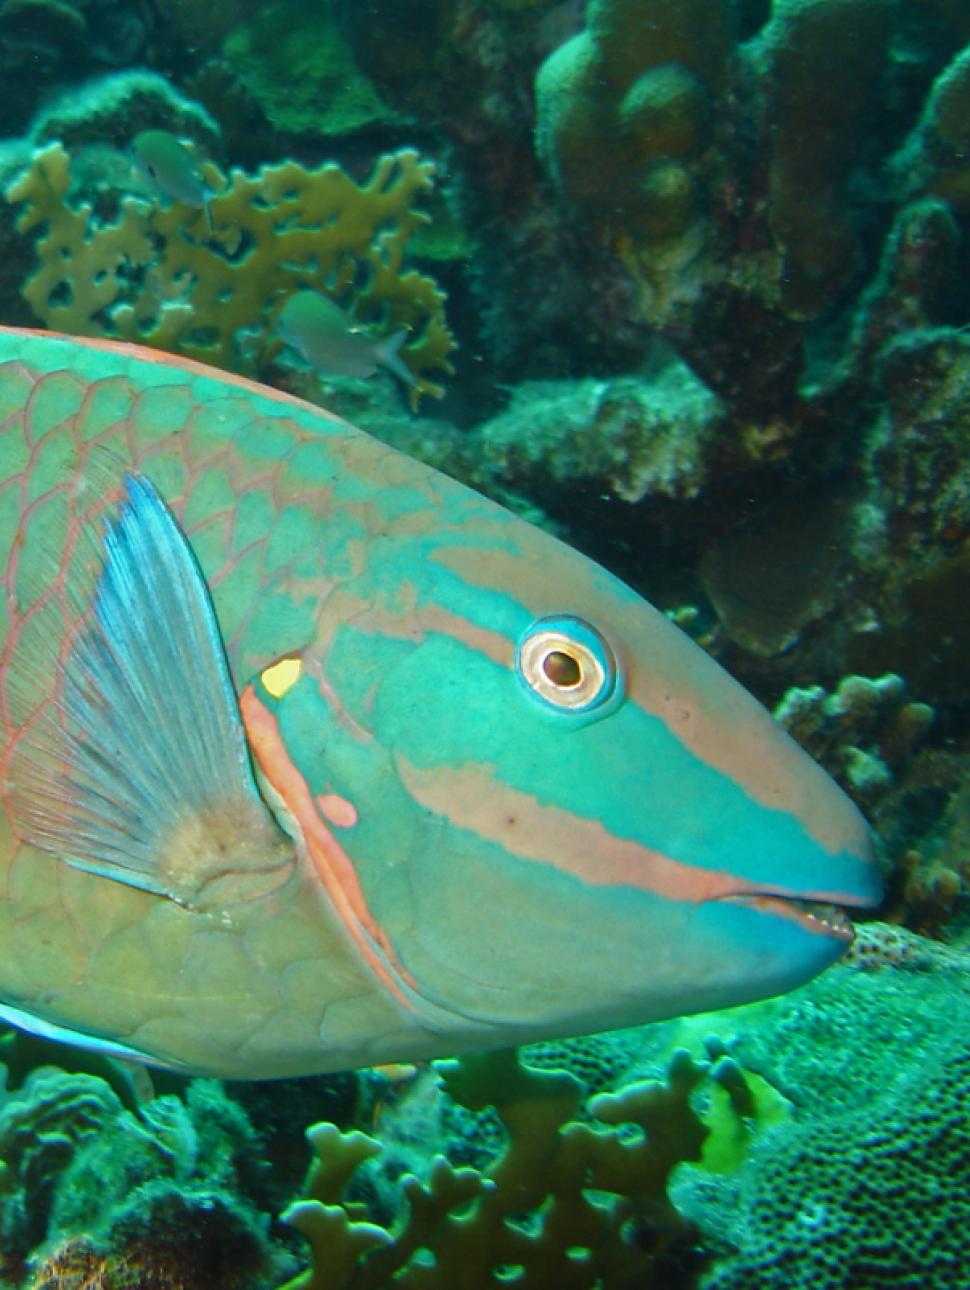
[0,327,881,1079]
[131,129,212,232]
[277,290,415,388]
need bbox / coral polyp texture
[676,931,970,1290]
[773,674,934,806]
[5,141,456,399]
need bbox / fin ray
[9,473,294,907]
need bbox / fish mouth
[720,894,856,941]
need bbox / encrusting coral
[466,363,724,508]
[676,928,970,1290]
[5,139,456,400]
[0,1067,280,1289]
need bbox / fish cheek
[244,660,397,860]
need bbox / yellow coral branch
[6,141,456,400]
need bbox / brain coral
[676,929,970,1289]
[701,1035,970,1288]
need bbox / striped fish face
[248,487,882,1048]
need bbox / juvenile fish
[131,128,212,232]
[278,289,415,388]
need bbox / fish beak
[717,893,858,942]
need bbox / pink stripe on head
[240,684,416,1006]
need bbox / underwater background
[0,0,967,1286]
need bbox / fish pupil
[543,649,582,688]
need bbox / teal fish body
[0,327,880,1078]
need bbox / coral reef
[698,483,860,658]
[771,674,969,935]
[869,749,970,937]
[774,674,934,806]
[29,70,220,153]
[269,932,970,1289]
[0,933,967,1290]
[28,1196,272,1290]
[0,3,966,1284]
[463,359,724,507]
[531,0,965,349]
[676,930,970,1289]
[0,0,158,133]
[277,1046,712,1289]
[0,1067,282,1288]
[219,5,401,140]
[533,0,970,713]
[331,1,970,727]
[535,0,733,309]
[5,138,456,398]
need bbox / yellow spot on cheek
[261,656,303,698]
[316,793,358,829]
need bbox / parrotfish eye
[516,615,620,715]
[543,648,581,688]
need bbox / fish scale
[0,327,881,1079]
[0,342,424,1075]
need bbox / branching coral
[772,675,969,935]
[276,1046,714,1289]
[774,673,934,805]
[5,139,456,399]
[535,0,733,318]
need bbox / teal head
[244,487,881,1050]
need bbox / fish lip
[718,893,857,942]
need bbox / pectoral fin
[9,473,295,909]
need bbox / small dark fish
[131,129,212,232]
[278,290,415,388]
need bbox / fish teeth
[799,901,852,936]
